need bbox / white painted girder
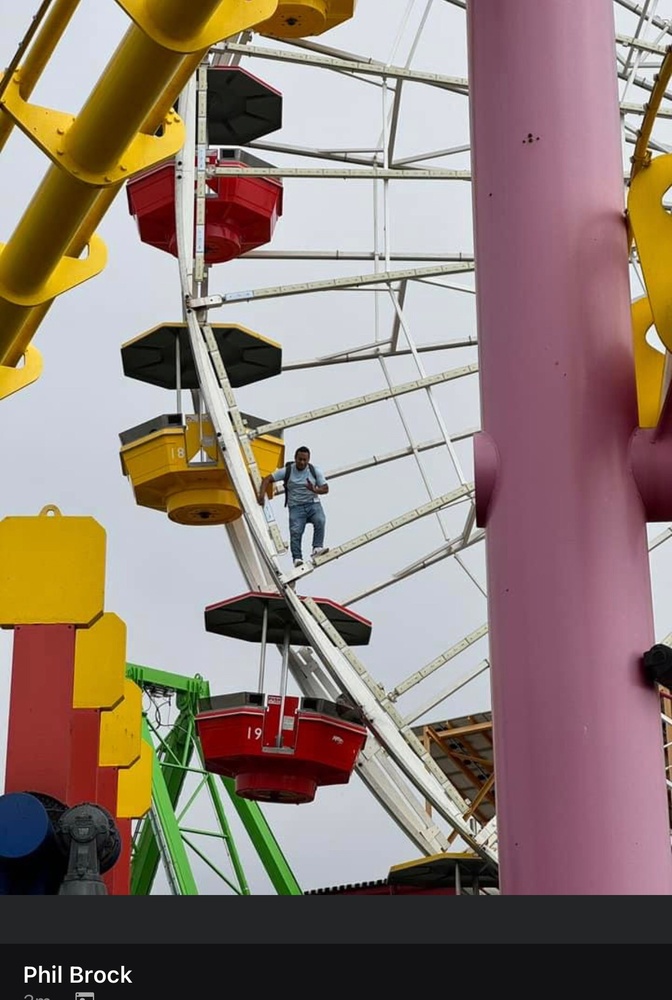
[174,70,498,869]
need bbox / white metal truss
[164,0,672,883]
[174,29,497,868]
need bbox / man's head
[294,446,310,470]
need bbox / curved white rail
[172,65,498,870]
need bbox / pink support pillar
[468,0,672,894]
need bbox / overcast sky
[0,0,668,895]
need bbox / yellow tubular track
[626,44,672,426]
[627,44,672,249]
[0,0,83,157]
[0,0,278,373]
[0,0,80,143]
[629,45,672,184]
[15,0,82,98]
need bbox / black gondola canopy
[205,591,373,647]
[121,322,282,390]
[206,66,283,146]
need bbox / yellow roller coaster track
[629,44,672,184]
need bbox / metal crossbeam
[324,433,478,482]
[209,165,469,179]
[246,366,478,439]
[188,262,476,309]
[217,40,469,92]
[621,100,672,116]
[404,660,491,727]
[283,339,477,370]
[283,483,475,583]
[342,527,485,606]
[243,251,474,260]
[390,624,489,700]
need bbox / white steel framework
[165,0,672,881]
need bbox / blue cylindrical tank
[0,792,66,894]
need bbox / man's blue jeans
[288,501,326,561]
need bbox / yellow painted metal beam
[117,738,153,818]
[15,1,83,97]
[628,152,672,352]
[74,612,127,710]
[99,677,143,768]
[0,345,43,400]
[0,504,106,626]
[0,1,83,155]
[0,0,80,149]
[626,54,672,427]
[0,0,278,382]
[626,45,672,252]
[629,46,672,186]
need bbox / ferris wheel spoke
[216,39,469,94]
[387,622,489,702]
[616,0,672,40]
[384,290,470,486]
[284,336,475,369]
[281,483,474,580]
[190,262,475,310]
[402,659,491,727]
[245,366,477,440]
[622,100,672,117]
[340,531,485,607]
[282,645,463,852]
[325,433,476,484]
[248,141,389,168]
[295,595,496,858]
[650,525,672,551]
[240,140,472,167]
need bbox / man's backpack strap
[283,461,291,506]
[283,461,317,506]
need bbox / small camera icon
[75,993,95,1000]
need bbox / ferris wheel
[116,0,672,890]
[110,0,494,886]
[117,0,672,890]
[1,0,672,897]
[168,1,491,870]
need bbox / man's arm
[306,480,329,496]
[257,473,275,505]
[306,468,329,496]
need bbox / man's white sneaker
[311,547,329,558]
[293,558,304,567]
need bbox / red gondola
[197,592,372,803]
[126,150,283,264]
[196,692,368,804]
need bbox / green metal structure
[126,663,302,896]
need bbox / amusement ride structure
[1,0,672,895]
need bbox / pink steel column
[468,0,672,894]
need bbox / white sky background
[0,0,668,895]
